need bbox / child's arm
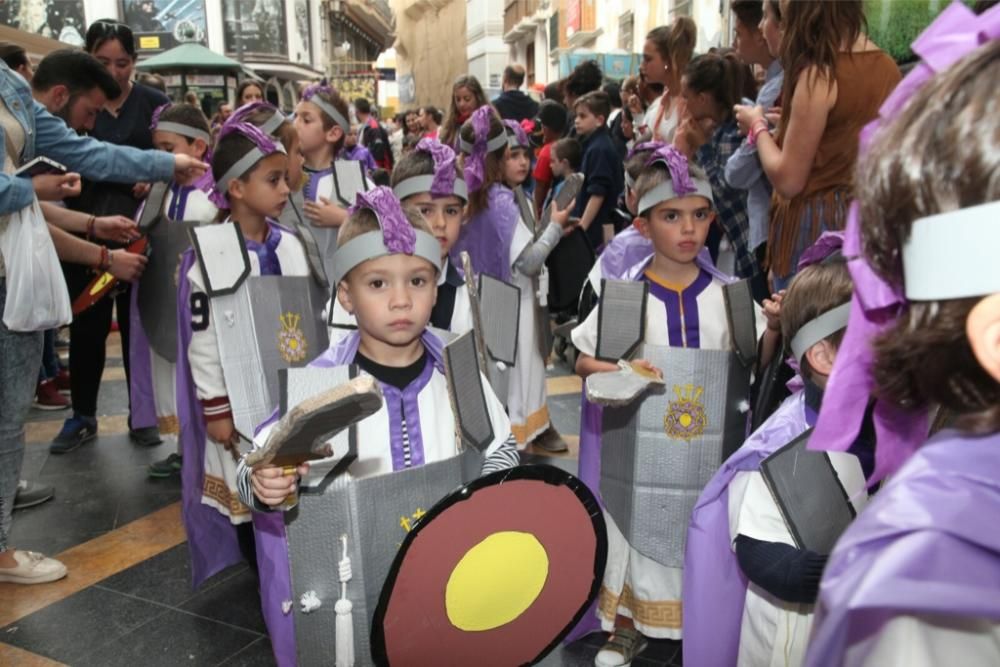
[577,193,605,234]
[512,198,576,277]
[757,291,784,371]
[571,301,639,378]
[575,353,620,379]
[478,374,522,475]
[734,534,827,604]
[40,202,139,242]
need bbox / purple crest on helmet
[645,144,696,196]
[463,106,501,192]
[415,138,460,199]
[797,231,845,270]
[301,81,334,103]
[348,186,416,255]
[625,140,665,162]
[209,122,284,209]
[502,119,529,148]
[149,103,169,132]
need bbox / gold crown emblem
[664,383,708,441]
[277,311,308,363]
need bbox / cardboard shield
[285,450,483,666]
[139,217,200,362]
[211,275,330,441]
[443,331,495,453]
[372,465,608,666]
[600,343,751,567]
[279,192,331,290]
[595,280,648,362]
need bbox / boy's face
[635,195,715,265]
[550,156,569,178]
[346,127,359,148]
[153,129,207,161]
[574,106,604,136]
[405,192,464,260]
[503,146,531,187]
[229,153,291,219]
[294,101,341,155]
[337,253,438,351]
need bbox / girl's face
[406,192,465,259]
[760,2,783,59]
[454,87,478,116]
[294,101,338,155]
[640,38,669,86]
[231,152,291,220]
[406,112,420,134]
[153,129,208,161]
[503,146,531,187]
[93,39,134,95]
[679,76,713,121]
[241,84,264,105]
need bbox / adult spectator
[0,58,205,585]
[735,0,900,288]
[236,80,264,106]
[638,17,697,143]
[0,43,32,81]
[440,74,489,148]
[418,105,442,139]
[404,108,422,138]
[724,0,784,300]
[354,97,393,170]
[493,64,539,122]
[388,111,405,162]
[562,60,603,108]
[54,19,172,453]
[543,81,563,102]
[603,81,628,160]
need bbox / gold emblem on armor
[664,384,707,441]
[277,312,308,363]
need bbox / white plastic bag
[0,197,71,331]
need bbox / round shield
[371,465,607,666]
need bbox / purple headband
[209,121,286,209]
[332,186,441,283]
[809,1,1000,480]
[460,106,506,192]
[503,119,530,149]
[149,103,168,132]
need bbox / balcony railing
[504,0,540,36]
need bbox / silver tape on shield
[600,343,751,567]
[444,331,495,452]
[285,450,482,666]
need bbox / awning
[136,43,246,73]
[243,61,324,81]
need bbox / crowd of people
[0,1,998,666]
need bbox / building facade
[0,0,393,111]
[391,0,468,110]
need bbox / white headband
[902,200,1000,301]
[637,178,714,216]
[216,144,287,198]
[259,110,286,136]
[307,96,350,133]
[332,231,440,284]
[392,175,469,203]
[154,121,210,144]
[458,133,508,155]
[790,302,851,362]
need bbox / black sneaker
[148,453,182,478]
[129,426,163,448]
[14,480,55,510]
[49,416,98,454]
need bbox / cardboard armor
[596,279,758,567]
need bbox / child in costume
[329,138,472,336]
[176,120,313,587]
[683,241,871,667]
[294,82,361,279]
[131,103,218,477]
[451,106,576,450]
[237,187,520,666]
[806,8,1000,665]
[341,124,377,172]
[572,145,778,665]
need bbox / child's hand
[132,182,152,199]
[207,416,240,461]
[304,196,348,228]
[763,290,786,332]
[632,358,664,380]
[550,198,577,230]
[33,172,81,200]
[251,464,309,508]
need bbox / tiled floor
[1,335,682,666]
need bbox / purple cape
[253,329,446,667]
[805,430,1000,666]
[176,250,244,588]
[682,391,812,666]
[449,184,520,283]
[128,283,159,430]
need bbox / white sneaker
[0,550,68,584]
[595,627,649,667]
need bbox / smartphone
[15,156,68,177]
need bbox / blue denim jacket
[0,63,175,216]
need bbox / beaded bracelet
[86,215,96,241]
[747,119,769,147]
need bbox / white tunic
[507,215,550,446]
[572,259,765,639]
[187,223,311,524]
[728,450,869,666]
